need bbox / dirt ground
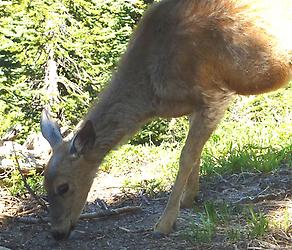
[0,165,291,250]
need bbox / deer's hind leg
[180,157,201,208]
[154,100,229,234]
[180,99,231,208]
[179,116,201,209]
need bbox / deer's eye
[57,183,69,196]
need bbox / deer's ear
[69,120,95,155]
[40,109,63,148]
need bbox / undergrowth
[182,202,271,243]
[3,170,44,196]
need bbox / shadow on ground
[0,166,291,250]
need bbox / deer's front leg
[154,109,221,234]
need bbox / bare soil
[0,166,291,250]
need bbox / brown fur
[41,0,292,240]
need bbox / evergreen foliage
[0,0,291,149]
[0,0,148,140]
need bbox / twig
[247,247,262,250]
[97,199,108,210]
[140,192,150,205]
[12,143,48,212]
[233,190,286,204]
[16,207,42,216]
[118,226,132,233]
[118,226,149,233]
[11,205,142,224]
[79,205,142,219]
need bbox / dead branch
[118,226,150,234]
[79,205,142,220]
[11,205,142,224]
[12,143,48,212]
[233,190,287,204]
[139,192,150,205]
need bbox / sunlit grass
[269,204,292,232]
[182,202,272,243]
[202,83,292,175]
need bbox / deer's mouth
[51,223,75,241]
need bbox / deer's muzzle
[51,224,75,241]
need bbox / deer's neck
[84,75,153,163]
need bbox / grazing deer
[41,0,292,240]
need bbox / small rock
[0,246,12,250]
[0,158,14,168]
[23,132,50,154]
[0,141,23,156]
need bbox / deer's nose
[51,223,75,241]
[51,230,69,241]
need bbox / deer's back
[119,0,292,103]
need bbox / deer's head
[40,110,96,240]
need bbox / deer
[40,0,292,240]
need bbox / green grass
[245,206,269,238]
[202,84,292,175]
[226,227,243,242]
[3,170,44,196]
[183,202,272,243]
[101,144,180,196]
[184,202,219,243]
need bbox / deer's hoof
[152,231,166,239]
[180,199,194,209]
[154,220,177,236]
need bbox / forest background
[1,0,291,175]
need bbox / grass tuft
[246,207,269,238]
[183,203,273,244]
